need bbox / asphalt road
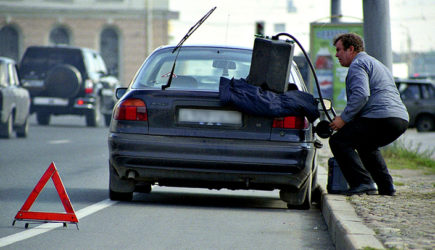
[0,115,333,249]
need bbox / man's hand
[329,116,346,131]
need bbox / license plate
[33,97,69,106]
[178,108,242,125]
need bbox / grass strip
[382,138,435,174]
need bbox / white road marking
[48,140,71,144]
[0,199,118,248]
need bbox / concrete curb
[317,166,385,250]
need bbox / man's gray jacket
[341,52,409,123]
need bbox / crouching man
[329,33,409,196]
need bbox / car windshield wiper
[162,6,217,90]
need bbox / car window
[20,48,85,76]
[289,63,304,91]
[0,62,7,87]
[422,84,435,99]
[83,51,98,74]
[7,63,19,86]
[132,47,252,91]
[399,83,420,100]
[95,54,108,74]
[83,51,108,80]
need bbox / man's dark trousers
[329,117,408,191]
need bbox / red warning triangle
[13,162,78,225]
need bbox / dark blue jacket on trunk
[219,77,319,123]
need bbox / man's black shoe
[378,190,396,196]
[345,183,377,196]
[378,184,396,196]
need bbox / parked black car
[108,45,324,209]
[19,45,120,127]
[0,57,30,138]
[395,78,435,132]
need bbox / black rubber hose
[272,33,335,122]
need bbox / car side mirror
[115,87,127,99]
[317,98,332,111]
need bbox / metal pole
[146,0,154,56]
[331,0,342,23]
[363,0,393,71]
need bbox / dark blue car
[108,45,323,209]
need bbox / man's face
[335,40,354,67]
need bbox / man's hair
[333,33,365,52]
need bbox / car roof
[395,78,434,85]
[0,57,16,64]
[24,45,97,54]
[154,44,253,52]
[409,72,435,79]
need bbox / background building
[0,0,178,85]
[168,0,435,79]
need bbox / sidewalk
[317,164,384,249]
[317,139,435,249]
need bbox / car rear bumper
[108,133,315,190]
[30,96,96,114]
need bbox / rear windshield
[20,48,85,76]
[132,47,252,91]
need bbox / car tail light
[85,79,93,94]
[114,98,147,121]
[272,116,308,129]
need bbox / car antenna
[162,6,217,90]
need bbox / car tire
[16,116,29,138]
[109,163,134,201]
[289,174,312,210]
[0,114,13,138]
[416,115,435,132]
[280,172,312,210]
[310,164,321,205]
[109,189,133,201]
[86,98,101,127]
[36,112,50,125]
[45,64,82,98]
[104,114,111,127]
[311,184,322,205]
[135,183,152,193]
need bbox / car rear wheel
[135,183,152,193]
[109,189,133,201]
[109,164,134,201]
[311,185,322,205]
[310,165,322,205]
[16,116,29,138]
[104,114,111,127]
[86,98,101,127]
[36,112,50,125]
[280,172,312,210]
[416,115,435,132]
[0,114,13,138]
